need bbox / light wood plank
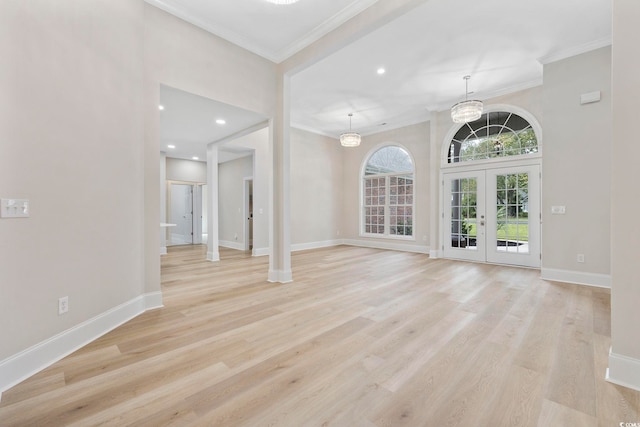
[0,245,638,426]
[537,399,597,427]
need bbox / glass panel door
[443,171,486,262]
[486,165,540,267]
[443,165,540,268]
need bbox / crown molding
[275,0,380,62]
[145,0,380,64]
[145,0,279,61]
[538,36,612,65]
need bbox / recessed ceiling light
[215,119,226,125]
[167,144,175,149]
[192,156,199,160]
[377,68,386,75]
[158,105,165,110]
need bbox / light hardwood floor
[1,245,639,426]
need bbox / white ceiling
[159,85,266,162]
[154,0,611,156]
[146,0,378,63]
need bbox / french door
[443,165,540,268]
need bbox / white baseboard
[207,250,220,262]
[219,240,244,251]
[541,268,611,288]
[607,348,640,391]
[160,246,167,256]
[144,292,163,310]
[170,233,191,245]
[253,247,269,257]
[341,238,429,254]
[268,269,293,283]
[0,292,163,399]
[254,239,424,257]
[291,240,341,252]
[429,249,440,258]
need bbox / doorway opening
[167,181,205,246]
[443,165,540,267]
[441,108,542,268]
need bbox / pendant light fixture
[451,75,483,123]
[340,113,361,147]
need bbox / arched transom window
[363,145,414,237]
[448,111,538,163]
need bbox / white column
[268,73,292,283]
[206,144,220,262]
[429,114,440,258]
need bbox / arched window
[363,145,414,237]
[448,111,538,163]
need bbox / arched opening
[441,108,542,268]
[448,111,538,163]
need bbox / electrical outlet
[58,296,69,315]
[577,254,585,263]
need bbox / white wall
[431,63,612,286]
[0,0,145,372]
[143,2,278,290]
[609,0,640,390]
[166,158,207,183]
[542,47,612,284]
[218,156,253,248]
[342,121,430,253]
[0,0,279,394]
[222,128,271,255]
[290,128,344,248]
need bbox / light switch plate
[1,198,30,218]
[580,91,601,105]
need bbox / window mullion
[361,146,415,239]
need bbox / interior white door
[201,184,208,244]
[443,165,540,268]
[169,183,193,245]
[192,185,203,245]
[244,179,253,251]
